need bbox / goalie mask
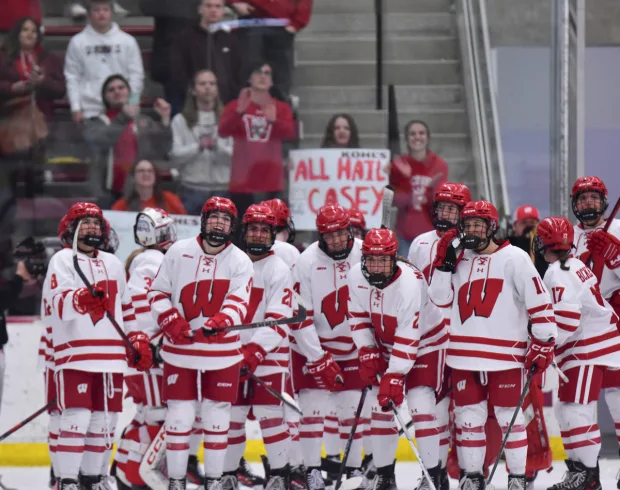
[432,182,471,232]
[200,197,237,246]
[571,176,608,224]
[316,204,354,261]
[262,198,296,244]
[361,228,398,289]
[134,208,177,251]
[459,200,499,251]
[534,216,574,259]
[63,202,107,248]
[242,204,277,255]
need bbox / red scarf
[14,46,41,80]
[106,107,137,193]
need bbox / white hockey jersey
[148,237,253,370]
[37,278,54,372]
[47,248,137,373]
[291,239,363,363]
[543,257,620,370]
[244,253,293,376]
[272,240,300,269]
[429,241,558,371]
[348,262,443,375]
[127,249,165,338]
[573,219,620,301]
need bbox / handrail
[375,0,384,110]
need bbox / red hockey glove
[200,312,234,343]
[73,286,109,317]
[587,230,620,269]
[126,331,154,372]
[377,372,405,408]
[158,308,193,345]
[358,346,387,387]
[525,337,555,372]
[242,343,268,378]
[432,229,459,272]
[306,352,344,391]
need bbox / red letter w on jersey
[457,278,504,323]
[179,279,230,322]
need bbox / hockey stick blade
[339,477,365,490]
[381,185,395,229]
[243,370,303,415]
[0,476,17,490]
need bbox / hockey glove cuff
[358,346,387,387]
[525,337,555,372]
[127,331,154,372]
[307,352,344,391]
[377,372,405,408]
[158,308,193,345]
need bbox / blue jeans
[180,186,230,216]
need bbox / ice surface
[0,460,619,490]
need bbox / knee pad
[605,388,620,418]
[60,408,91,434]
[454,401,487,429]
[166,400,196,433]
[332,390,364,419]
[407,385,437,416]
[493,405,525,430]
[299,389,330,418]
[200,398,231,430]
[144,406,166,426]
[555,401,596,431]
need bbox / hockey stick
[486,366,537,487]
[242,369,303,415]
[0,475,17,490]
[72,222,139,360]
[381,184,395,229]
[586,196,620,268]
[552,362,569,383]
[0,399,56,442]
[334,386,370,490]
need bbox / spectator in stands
[219,60,294,220]
[84,74,172,207]
[388,119,448,254]
[139,0,201,114]
[228,0,312,99]
[64,0,144,121]
[320,113,360,148]
[67,1,129,21]
[171,0,242,110]
[170,69,232,215]
[112,158,186,213]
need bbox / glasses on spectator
[135,168,155,174]
[254,68,272,76]
[106,84,128,93]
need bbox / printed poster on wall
[288,149,390,230]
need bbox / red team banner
[288,149,390,230]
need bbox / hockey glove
[158,308,193,345]
[377,372,405,408]
[587,230,620,269]
[306,352,344,391]
[524,337,555,372]
[358,346,387,387]
[126,331,154,372]
[242,343,268,379]
[432,229,459,273]
[201,312,234,343]
[73,286,109,317]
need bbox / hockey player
[291,203,366,490]
[570,176,620,476]
[536,216,620,490]
[428,200,557,490]
[263,198,300,268]
[348,228,444,490]
[222,204,293,490]
[147,196,253,490]
[348,209,367,240]
[407,182,470,489]
[47,202,153,490]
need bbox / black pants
[237,26,295,99]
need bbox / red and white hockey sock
[165,399,196,479]
[56,408,91,480]
[454,402,486,473]
[48,410,61,476]
[201,398,231,478]
[190,413,203,457]
[324,413,341,457]
[369,389,399,469]
[284,403,304,468]
[494,406,527,475]
[362,401,373,459]
[81,411,118,477]
[256,405,291,470]
[225,407,249,473]
[436,397,450,468]
[556,401,601,468]
[604,387,620,448]
[340,416,363,468]
[100,447,112,475]
[299,389,328,468]
[408,386,440,469]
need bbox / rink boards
[0,320,568,466]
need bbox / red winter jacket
[389,151,449,241]
[227,0,313,31]
[219,97,295,194]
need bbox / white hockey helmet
[134,208,177,250]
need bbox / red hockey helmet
[263,198,296,244]
[243,204,277,255]
[58,214,70,246]
[361,228,398,288]
[459,200,499,250]
[433,182,472,231]
[200,196,237,245]
[348,208,367,230]
[316,204,353,260]
[63,202,107,247]
[535,216,574,256]
[243,203,277,226]
[571,176,609,223]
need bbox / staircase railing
[455,0,510,220]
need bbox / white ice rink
[1,461,619,490]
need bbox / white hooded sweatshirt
[64,23,144,118]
